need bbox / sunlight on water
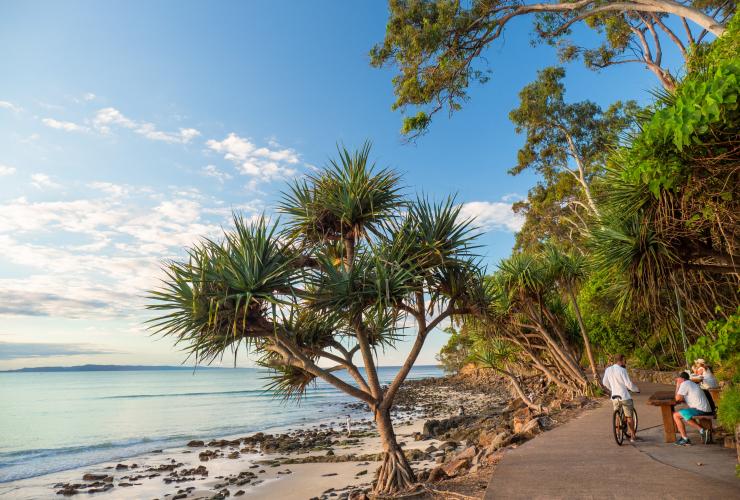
[0,365,441,482]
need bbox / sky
[0,1,677,370]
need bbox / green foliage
[717,385,740,428]
[687,307,740,383]
[688,14,740,72]
[436,325,474,373]
[618,58,740,196]
[508,67,637,251]
[148,143,486,407]
[372,1,730,135]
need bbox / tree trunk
[373,407,416,495]
[567,285,599,384]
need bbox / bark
[567,284,599,384]
[373,407,416,495]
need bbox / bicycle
[612,395,638,446]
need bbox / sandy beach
[0,376,502,500]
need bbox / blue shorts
[678,408,712,420]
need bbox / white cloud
[460,200,524,233]
[42,117,88,132]
[83,93,96,101]
[501,193,524,202]
[0,100,22,113]
[0,164,16,176]
[202,164,232,183]
[30,173,61,190]
[0,185,249,319]
[93,107,200,144]
[207,133,299,182]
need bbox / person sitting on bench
[673,371,713,446]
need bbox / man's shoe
[699,428,706,440]
[674,437,691,446]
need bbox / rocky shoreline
[7,370,599,500]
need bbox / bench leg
[660,406,677,443]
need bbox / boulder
[517,418,542,439]
[455,445,477,461]
[187,440,205,447]
[82,474,108,481]
[427,466,450,483]
[442,457,471,477]
[479,430,509,450]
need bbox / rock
[322,473,338,477]
[424,445,437,453]
[86,483,114,493]
[115,463,128,470]
[455,445,477,461]
[442,456,471,477]
[427,466,450,483]
[512,408,532,434]
[187,440,205,447]
[228,452,240,459]
[82,474,108,481]
[235,491,245,497]
[548,399,562,411]
[439,440,459,451]
[481,431,510,452]
[349,491,369,500]
[517,418,542,439]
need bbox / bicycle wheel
[632,408,638,433]
[613,409,624,446]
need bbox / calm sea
[0,365,442,483]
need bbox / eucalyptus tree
[509,67,637,247]
[371,0,734,136]
[147,143,487,495]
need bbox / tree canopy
[371,0,734,136]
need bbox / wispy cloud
[460,200,524,233]
[201,164,232,183]
[0,164,16,176]
[0,184,260,319]
[206,133,299,182]
[0,341,119,360]
[42,117,88,132]
[0,100,22,113]
[93,107,200,144]
[30,173,61,189]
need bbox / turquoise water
[0,365,441,482]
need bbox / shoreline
[0,374,500,499]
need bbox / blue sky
[0,1,675,369]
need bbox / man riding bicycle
[603,354,640,443]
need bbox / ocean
[0,365,442,483]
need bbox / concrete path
[485,383,739,499]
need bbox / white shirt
[677,380,711,412]
[602,364,639,401]
[697,368,719,389]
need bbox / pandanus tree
[482,253,592,395]
[541,245,599,384]
[147,143,487,495]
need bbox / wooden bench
[647,391,678,443]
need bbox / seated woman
[690,358,719,389]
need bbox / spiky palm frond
[497,252,551,300]
[589,210,677,315]
[472,338,520,372]
[388,196,479,271]
[146,214,300,364]
[279,142,404,243]
[260,362,317,402]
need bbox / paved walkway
[485,383,739,499]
